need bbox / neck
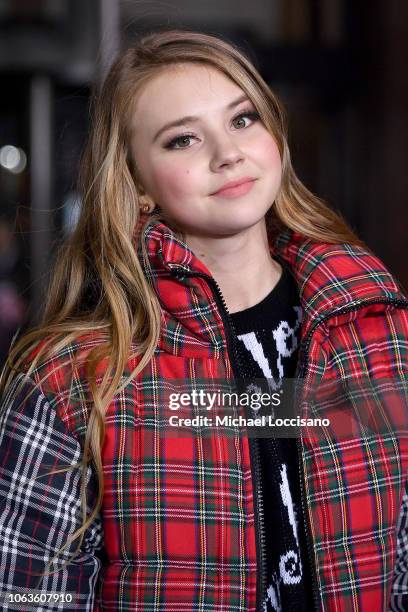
[185,218,282,314]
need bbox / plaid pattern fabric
[391,481,408,610]
[274,230,408,611]
[0,374,103,611]
[0,217,407,611]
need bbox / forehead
[131,63,245,127]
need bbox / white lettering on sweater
[262,463,303,611]
[237,306,302,391]
[279,463,302,584]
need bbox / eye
[164,134,196,150]
[232,110,260,129]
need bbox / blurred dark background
[0,0,407,363]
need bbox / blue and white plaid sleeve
[389,474,408,611]
[0,374,104,611]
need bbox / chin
[177,209,268,238]
[207,217,267,237]
[223,208,268,226]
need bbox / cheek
[150,161,197,203]
[257,135,282,172]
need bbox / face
[130,63,282,239]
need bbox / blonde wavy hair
[0,28,363,583]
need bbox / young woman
[0,30,407,612]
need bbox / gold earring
[139,196,152,214]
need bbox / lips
[211,177,256,198]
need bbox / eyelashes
[163,108,261,150]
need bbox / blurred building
[0,0,407,364]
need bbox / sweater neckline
[229,264,292,322]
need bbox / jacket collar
[137,216,407,347]
[273,227,407,327]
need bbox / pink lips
[212,177,256,198]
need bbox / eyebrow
[152,94,251,143]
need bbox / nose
[209,133,244,172]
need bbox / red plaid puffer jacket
[1,218,408,611]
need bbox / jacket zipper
[294,294,408,612]
[169,263,408,611]
[169,265,268,610]
[208,277,269,612]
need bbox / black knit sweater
[229,264,314,611]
